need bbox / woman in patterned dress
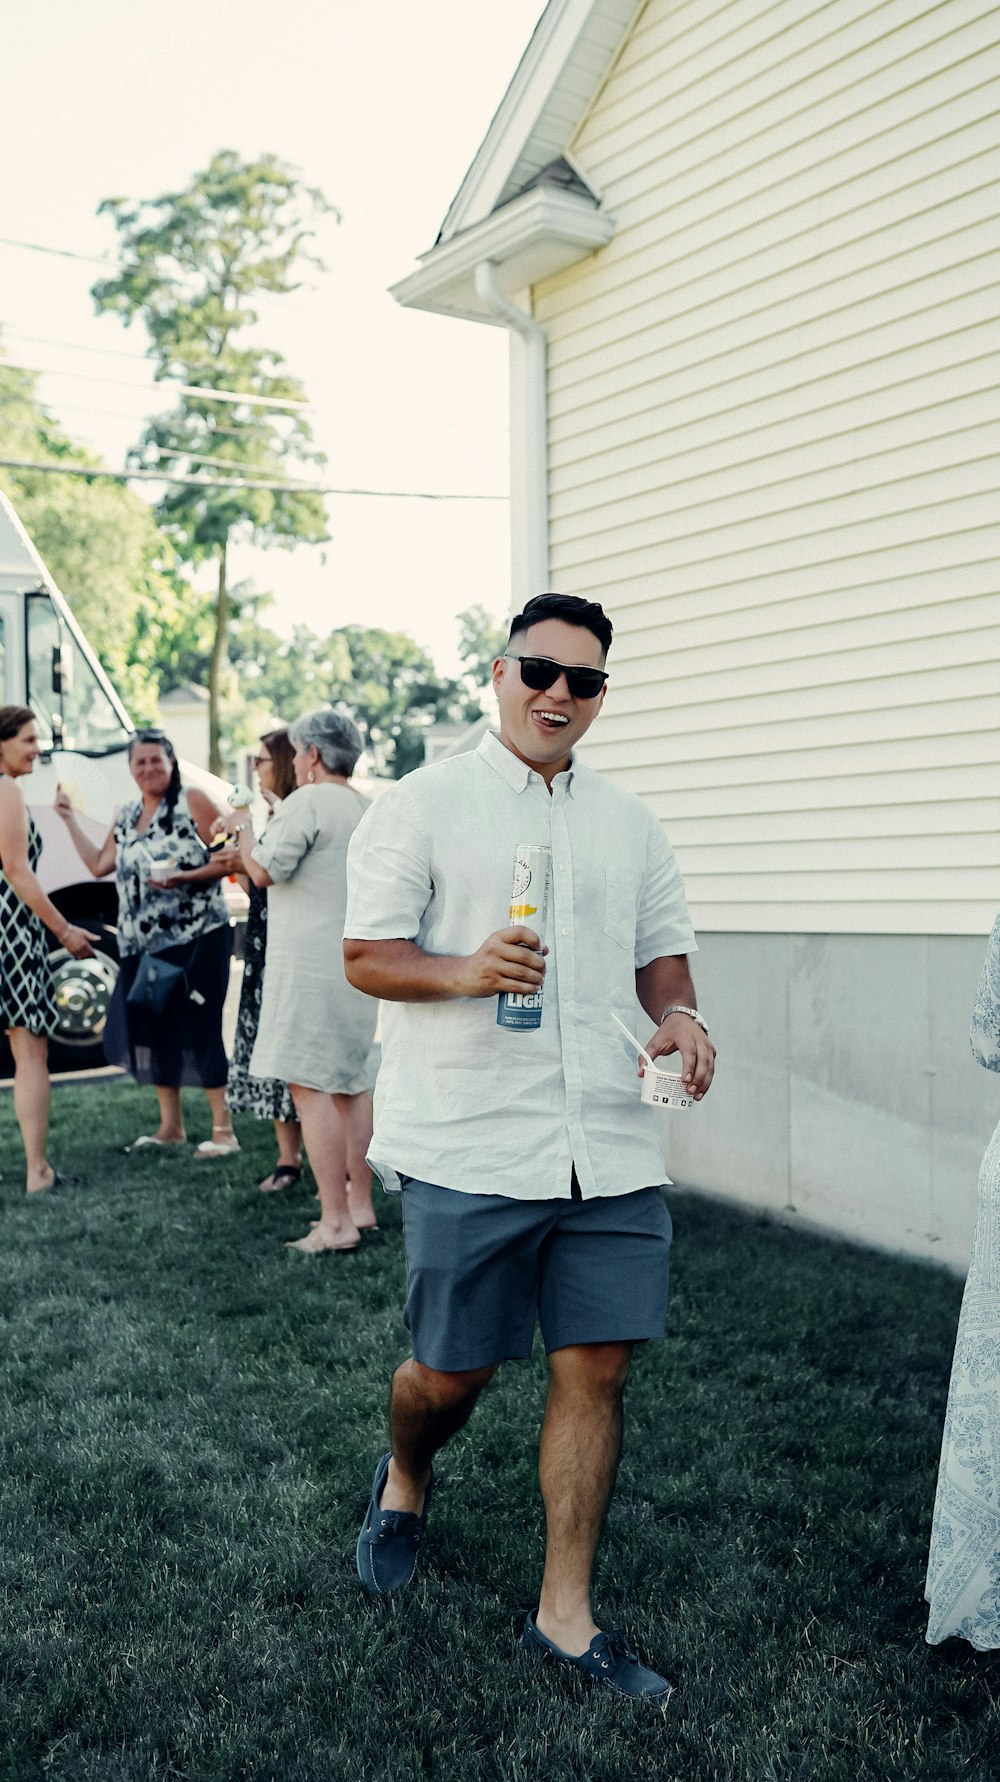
[0,706,95,1192]
[223,728,304,1192]
[925,915,1000,1648]
[56,729,240,1155]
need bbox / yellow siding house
[392,0,1000,1269]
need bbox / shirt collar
[476,728,576,795]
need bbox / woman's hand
[209,810,237,840]
[54,784,74,822]
[60,924,95,960]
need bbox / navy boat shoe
[520,1610,673,1701]
[356,1451,433,1595]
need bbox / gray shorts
[399,1176,672,1373]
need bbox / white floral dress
[925,914,1000,1648]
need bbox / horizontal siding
[534,0,999,936]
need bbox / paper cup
[641,1061,694,1110]
[148,855,176,884]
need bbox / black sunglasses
[504,653,608,700]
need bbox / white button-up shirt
[344,730,697,1201]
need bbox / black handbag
[126,952,186,1016]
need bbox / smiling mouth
[533,710,570,730]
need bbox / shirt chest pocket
[603,868,640,951]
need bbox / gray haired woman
[232,708,378,1253]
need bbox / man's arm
[635,954,716,1100]
[344,928,546,1003]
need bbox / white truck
[0,490,231,1071]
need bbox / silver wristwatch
[659,1004,709,1035]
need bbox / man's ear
[492,654,507,697]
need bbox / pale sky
[1,0,548,674]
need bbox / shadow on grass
[0,1083,995,1781]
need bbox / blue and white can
[497,842,551,1031]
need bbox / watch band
[659,1004,708,1034]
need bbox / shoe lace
[597,1630,639,1671]
[376,1510,421,1543]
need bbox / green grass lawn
[0,1080,996,1781]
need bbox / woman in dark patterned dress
[56,729,240,1154]
[223,729,303,1192]
[0,706,95,1192]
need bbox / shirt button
[561,926,568,935]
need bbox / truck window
[27,593,132,754]
[26,592,60,746]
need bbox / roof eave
[390,185,614,325]
[438,0,640,245]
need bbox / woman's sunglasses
[504,653,608,700]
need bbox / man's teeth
[537,712,569,724]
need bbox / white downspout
[473,260,548,611]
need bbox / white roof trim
[390,184,614,324]
[438,0,641,244]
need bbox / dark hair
[128,728,182,832]
[260,728,296,801]
[507,593,613,659]
[0,705,36,745]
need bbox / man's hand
[646,1013,716,1100]
[454,925,548,999]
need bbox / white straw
[610,1011,654,1070]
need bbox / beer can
[497,843,551,1031]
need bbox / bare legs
[204,1084,237,1148]
[379,1339,633,1649]
[287,1084,358,1250]
[151,1085,186,1144]
[9,1027,53,1193]
[535,1342,632,1654]
[381,1359,498,1513]
[334,1090,375,1229]
[259,1117,303,1190]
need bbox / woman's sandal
[126,1134,186,1153]
[259,1164,302,1193]
[195,1126,240,1160]
[309,1218,381,1240]
[285,1223,360,1255]
[27,1170,82,1193]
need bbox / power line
[0,358,311,411]
[0,234,110,266]
[0,234,333,316]
[0,330,386,394]
[0,454,507,500]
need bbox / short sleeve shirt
[344,731,697,1200]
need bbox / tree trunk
[208,536,229,777]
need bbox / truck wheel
[47,922,120,1074]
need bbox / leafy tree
[0,351,181,718]
[93,151,334,771]
[456,603,507,686]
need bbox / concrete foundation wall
[658,933,997,1274]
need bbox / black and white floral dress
[0,812,58,1035]
[226,880,295,1122]
[926,913,1000,1648]
[103,790,232,1089]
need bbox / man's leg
[535,1341,633,1654]
[381,1358,498,1514]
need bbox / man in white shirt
[344,593,715,1700]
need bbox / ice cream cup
[640,1062,695,1110]
[610,1010,695,1113]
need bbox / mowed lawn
[0,1080,995,1782]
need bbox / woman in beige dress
[232,707,377,1253]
